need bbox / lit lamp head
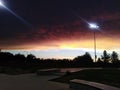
[88,23,99,30]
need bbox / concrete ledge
[70,79,120,90]
[36,68,60,75]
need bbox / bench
[70,79,120,90]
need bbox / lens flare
[0,0,32,27]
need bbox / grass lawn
[51,68,120,88]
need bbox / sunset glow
[2,36,120,59]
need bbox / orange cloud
[8,36,118,51]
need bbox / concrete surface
[70,79,120,90]
[0,74,71,90]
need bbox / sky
[0,0,120,59]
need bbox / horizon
[2,49,120,60]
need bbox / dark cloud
[0,0,120,49]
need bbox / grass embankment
[51,68,120,88]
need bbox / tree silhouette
[27,54,36,60]
[101,50,110,63]
[111,51,119,63]
[96,58,103,66]
[0,50,119,72]
[73,52,93,66]
[111,51,120,67]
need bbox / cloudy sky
[1,0,120,59]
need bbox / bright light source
[0,2,2,5]
[0,1,4,6]
[0,2,3,6]
[89,23,99,29]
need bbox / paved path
[0,74,72,90]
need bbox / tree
[84,52,93,62]
[14,54,26,61]
[97,58,103,63]
[27,54,36,60]
[101,50,110,63]
[111,51,119,64]
[73,52,93,66]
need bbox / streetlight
[88,23,99,62]
[76,16,100,62]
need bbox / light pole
[88,23,99,62]
[77,16,100,62]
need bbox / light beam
[0,0,32,27]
